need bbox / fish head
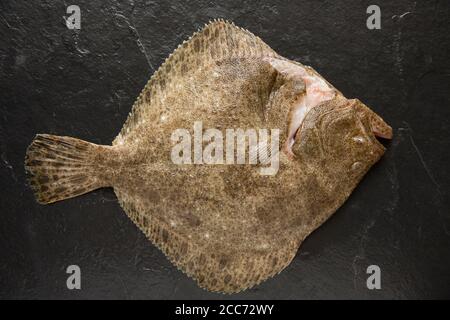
[294,97,392,179]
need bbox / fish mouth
[351,99,392,158]
[374,127,393,140]
[366,125,388,156]
[345,99,392,140]
[367,114,393,141]
[350,98,393,152]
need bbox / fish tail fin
[25,134,114,204]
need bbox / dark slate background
[0,0,449,299]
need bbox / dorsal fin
[114,19,278,144]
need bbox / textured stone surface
[0,0,449,299]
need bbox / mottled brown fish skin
[24,19,392,293]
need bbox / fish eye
[352,135,366,144]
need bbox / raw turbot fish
[25,20,392,293]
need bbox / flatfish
[25,20,392,293]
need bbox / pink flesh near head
[270,60,335,157]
